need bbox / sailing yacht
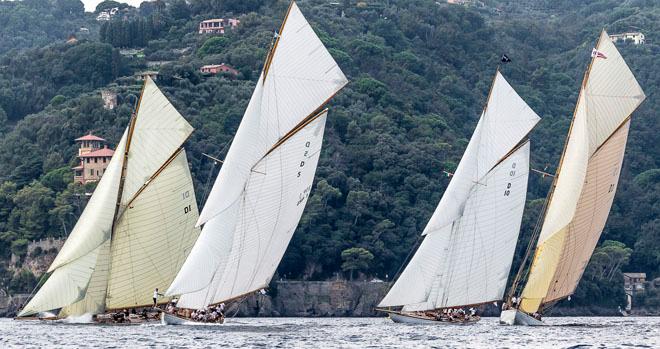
[15,77,201,322]
[161,1,348,324]
[500,30,646,326]
[377,70,541,324]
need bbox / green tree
[198,37,229,57]
[10,238,29,258]
[346,190,370,225]
[0,106,6,135]
[169,0,191,20]
[341,247,374,280]
[9,269,37,294]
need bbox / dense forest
[0,0,657,311]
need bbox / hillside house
[136,71,159,81]
[101,90,117,110]
[200,63,239,76]
[73,134,115,184]
[610,32,645,45]
[199,18,240,34]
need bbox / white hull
[161,312,191,325]
[499,309,545,326]
[160,312,224,325]
[389,312,479,325]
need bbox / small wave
[64,313,93,324]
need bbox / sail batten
[379,72,540,311]
[519,30,645,314]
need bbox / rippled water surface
[1,316,658,348]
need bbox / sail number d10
[182,190,191,214]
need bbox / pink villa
[199,18,240,34]
[72,134,115,184]
[200,63,239,76]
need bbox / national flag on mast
[591,48,607,59]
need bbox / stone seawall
[0,294,31,317]
[233,280,391,317]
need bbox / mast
[505,37,600,304]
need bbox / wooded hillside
[0,0,657,310]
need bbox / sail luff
[262,0,295,81]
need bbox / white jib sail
[379,72,540,310]
[48,130,127,271]
[171,111,327,308]
[18,131,128,316]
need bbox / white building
[609,32,645,45]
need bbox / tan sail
[18,77,200,317]
[106,149,200,309]
[518,30,645,314]
[520,120,630,312]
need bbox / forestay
[379,72,540,310]
[519,31,646,314]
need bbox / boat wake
[63,313,93,324]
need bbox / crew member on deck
[153,288,163,308]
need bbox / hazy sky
[81,0,151,12]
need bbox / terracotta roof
[624,273,647,278]
[76,134,106,142]
[79,148,115,158]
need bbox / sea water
[1,316,658,348]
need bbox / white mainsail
[18,77,200,317]
[379,72,540,311]
[518,30,645,314]
[167,2,347,309]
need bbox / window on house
[103,157,107,163]
[86,158,90,163]
[90,169,94,176]
[94,158,98,163]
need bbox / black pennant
[501,54,512,63]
